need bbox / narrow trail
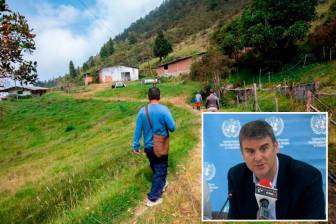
[123,95,203,223]
[69,84,199,110]
[70,84,203,223]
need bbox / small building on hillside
[83,74,93,85]
[99,66,139,83]
[0,90,8,100]
[0,86,49,99]
[155,52,206,77]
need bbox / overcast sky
[7,0,165,81]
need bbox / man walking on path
[205,89,220,112]
[195,91,202,110]
[132,87,176,207]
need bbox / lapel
[241,165,259,218]
[275,154,291,219]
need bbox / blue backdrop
[202,113,327,212]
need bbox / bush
[65,125,75,132]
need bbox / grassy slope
[0,81,200,224]
[228,62,336,86]
[226,62,336,115]
[95,80,201,100]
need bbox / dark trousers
[145,147,168,201]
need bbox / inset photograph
[202,112,328,221]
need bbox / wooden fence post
[306,90,313,112]
[275,96,278,112]
[244,81,247,109]
[253,83,259,112]
[259,69,262,89]
[304,54,307,66]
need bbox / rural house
[83,74,93,85]
[0,86,49,100]
[99,66,139,83]
[155,52,206,77]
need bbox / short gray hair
[239,120,277,149]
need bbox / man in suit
[227,120,325,220]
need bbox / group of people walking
[194,89,220,112]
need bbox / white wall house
[99,66,139,83]
[0,86,48,100]
[0,90,8,100]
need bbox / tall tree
[127,32,137,45]
[69,60,76,79]
[87,56,95,67]
[99,38,114,59]
[190,51,233,88]
[82,62,89,72]
[153,30,172,61]
[99,44,108,59]
[309,17,336,61]
[106,38,114,55]
[0,0,37,84]
[76,66,80,78]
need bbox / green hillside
[114,0,248,44]
[76,0,250,80]
[3,0,335,222]
[94,80,200,100]
[1,67,335,223]
[227,62,336,86]
[0,81,200,223]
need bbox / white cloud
[33,29,88,78]
[31,3,81,32]
[23,0,164,81]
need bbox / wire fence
[223,81,336,125]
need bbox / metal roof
[0,86,49,92]
[155,52,207,68]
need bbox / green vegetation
[219,61,336,114]
[309,15,336,62]
[99,38,114,59]
[69,60,77,79]
[226,62,336,87]
[0,1,37,83]
[190,50,233,87]
[153,30,173,61]
[0,81,199,223]
[56,0,248,85]
[3,0,335,221]
[114,0,246,43]
[220,89,305,112]
[214,0,318,70]
[95,80,201,100]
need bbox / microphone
[216,192,232,219]
[255,179,277,219]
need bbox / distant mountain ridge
[114,0,247,43]
[81,0,250,74]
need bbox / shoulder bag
[145,105,169,158]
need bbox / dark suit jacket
[227,153,325,220]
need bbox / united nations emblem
[311,114,327,135]
[265,117,284,136]
[222,119,241,138]
[204,162,216,181]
